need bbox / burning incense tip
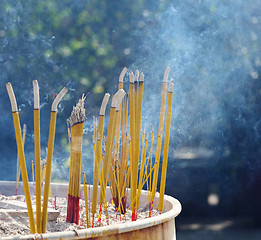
[169,80,174,92]
[6,82,18,112]
[32,80,40,109]
[51,87,68,112]
[140,73,145,82]
[99,93,110,116]
[119,67,128,83]
[134,70,139,82]
[129,71,134,83]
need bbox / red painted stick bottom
[67,194,80,224]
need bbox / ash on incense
[0,195,159,237]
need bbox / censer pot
[0,181,181,240]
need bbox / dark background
[0,0,261,237]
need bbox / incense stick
[158,80,174,212]
[136,132,148,210]
[32,80,42,233]
[129,72,136,213]
[16,123,26,195]
[151,67,170,202]
[82,170,89,228]
[42,87,68,233]
[6,82,36,234]
[32,160,35,184]
[92,93,110,220]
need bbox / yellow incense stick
[149,129,154,194]
[152,67,170,199]
[119,96,128,194]
[134,71,143,215]
[83,171,89,228]
[6,83,36,234]
[137,73,144,134]
[98,144,109,222]
[32,161,35,184]
[109,106,121,197]
[114,69,125,193]
[88,183,91,226]
[16,124,26,195]
[136,132,148,210]
[158,80,174,212]
[33,80,42,233]
[42,87,67,233]
[129,72,136,206]
[92,93,110,216]
[146,130,154,205]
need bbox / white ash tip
[6,82,18,112]
[169,80,174,92]
[134,70,139,82]
[119,67,127,83]
[140,72,144,82]
[32,80,40,109]
[111,89,126,109]
[99,93,110,116]
[163,66,170,83]
[129,71,134,83]
[51,87,68,112]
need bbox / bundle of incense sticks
[67,95,86,224]
[105,68,131,215]
[6,82,67,234]
[110,93,130,215]
[112,68,130,215]
[129,70,144,220]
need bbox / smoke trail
[128,0,261,159]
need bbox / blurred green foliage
[0,0,169,114]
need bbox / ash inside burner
[0,195,159,237]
